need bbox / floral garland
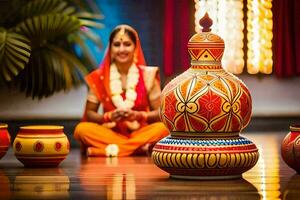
[110,63,139,109]
[106,63,140,130]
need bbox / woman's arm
[85,101,104,123]
[145,97,160,123]
[85,100,125,124]
[122,96,161,123]
[146,77,162,123]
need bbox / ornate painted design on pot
[33,141,44,152]
[153,13,258,179]
[15,141,22,152]
[281,125,300,173]
[0,123,10,160]
[160,71,252,135]
[13,125,70,167]
[152,136,259,178]
[55,142,62,152]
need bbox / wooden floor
[0,132,299,200]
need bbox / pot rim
[290,125,300,132]
[20,125,64,131]
[0,123,8,129]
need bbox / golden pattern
[152,151,259,170]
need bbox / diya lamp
[13,125,70,167]
[152,13,259,179]
[281,125,300,173]
[0,123,10,160]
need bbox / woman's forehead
[113,31,133,42]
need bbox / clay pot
[281,125,300,173]
[152,13,259,179]
[13,125,70,167]
[0,123,10,160]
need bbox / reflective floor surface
[0,132,299,200]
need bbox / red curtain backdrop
[163,0,191,77]
[273,0,300,77]
[163,0,174,76]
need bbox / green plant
[0,0,103,98]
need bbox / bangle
[103,112,112,122]
[140,111,148,122]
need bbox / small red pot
[0,123,10,160]
[281,125,300,173]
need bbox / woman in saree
[74,24,169,157]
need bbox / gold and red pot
[13,125,70,167]
[281,125,300,173]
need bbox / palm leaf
[79,19,104,29]
[75,12,104,20]
[20,0,76,18]
[78,28,103,48]
[69,32,98,69]
[15,46,85,98]
[14,14,81,42]
[1,0,104,98]
[0,0,26,27]
[0,28,31,81]
[49,45,89,75]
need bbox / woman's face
[110,31,136,65]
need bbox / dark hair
[109,27,137,47]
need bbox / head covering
[99,24,146,97]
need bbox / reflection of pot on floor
[282,174,300,200]
[12,168,69,199]
[151,178,260,200]
[0,170,11,200]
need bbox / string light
[195,0,273,74]
[247,0,273,74]
[195,0,244,74]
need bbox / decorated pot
[0,123,10,160]
[281,125,300,173]
[152,136,259,178]
[13,125,70,167]
[152,13,259,179]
